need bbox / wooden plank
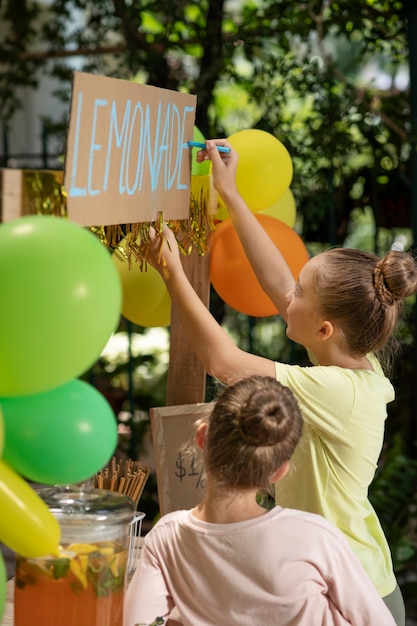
[165,174,216,406]
[150,402,212,516]
[166,249,210,405]
[0,169,24,222]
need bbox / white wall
[3,75,68,168]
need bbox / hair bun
[204,376,304,492]
[373,262,399,306]
[374,252,417,305]
[237,392,289,447]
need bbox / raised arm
[146,225,275,383]
[199,140,295,321]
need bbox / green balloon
[0,552,5,623]
[1,379,118,485]
[191,126,211,175]
[0,406,3,458]
[0,215,122,397]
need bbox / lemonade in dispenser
[14,486,135,626]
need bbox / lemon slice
[70,558,88,589]
[67,543,98,554]
[78,554,89,575]
[23,560,53,582]
[109,552,127,578]
[58,547,76,559]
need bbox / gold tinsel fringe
[21,170,216,267]
[23,170,66,217]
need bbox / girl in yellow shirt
[146,140,417,625]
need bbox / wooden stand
[166,250,210,405]
[0,169,28,222]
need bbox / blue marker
[187,140,230,153]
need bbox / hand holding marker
[188,140,230,153]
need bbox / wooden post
[165,175,216,406]
[0,169,25,222]
[166,250,211,405]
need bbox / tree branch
[17,44,127,61]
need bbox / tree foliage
[1,0,416,584]
[0,0,411,242]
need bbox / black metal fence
[1,123,64,171]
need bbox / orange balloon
[209,215,309,317]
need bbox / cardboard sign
[150,402,213,516]
[64,72,197,226]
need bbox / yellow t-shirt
[274,353,396,597]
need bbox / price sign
[150,402,213,516]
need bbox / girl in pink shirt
[124,376,395,626]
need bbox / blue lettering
[69,92,87,197]
[159,103,171,190]
[104,100,131,192]
[125,102,144,195]
[143,103,160,191]
[177,106,195,189]
[88,99,107,196]
[167,104,181,190]
[68,89,195,201]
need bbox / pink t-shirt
[124,507,395,626]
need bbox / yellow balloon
[134,288,171,328]
[227,129,293,213]
[213,195,229,222]
[260,189,297,228]
[0,460,60,557]
[112,240,169,327]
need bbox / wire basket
[127,511,145,576]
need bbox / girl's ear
[196,422,208,450]
[270,461,290,484]
[319,320,334,341]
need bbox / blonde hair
[204,376,303,491]
[312,248,417,356]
